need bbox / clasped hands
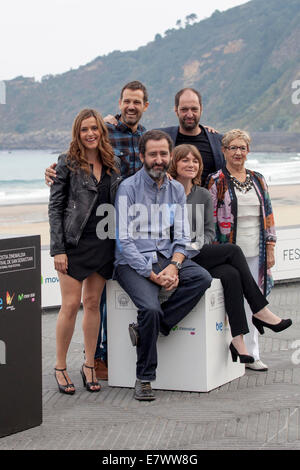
[150,264,179,291]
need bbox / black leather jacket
[49,154,122,256]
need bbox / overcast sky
[0,0,249,81]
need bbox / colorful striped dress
[207,167,276,296]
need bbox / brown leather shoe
[94,358,108,381]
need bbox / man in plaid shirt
[105,80,148,179]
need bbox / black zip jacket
[48,154,122,256]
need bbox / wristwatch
[170,260,182,270]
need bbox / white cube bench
[107,278,244,392]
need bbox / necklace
[229,171,253,194]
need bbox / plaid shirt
[106,117,146,178]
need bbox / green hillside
[0,0,299,150]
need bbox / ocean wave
[247,159,259,165]
[0,187,49,205]
[0,179,44,185]
[1,151,300,203]
[246,159,300,186]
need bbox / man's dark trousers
[115,254,212,382]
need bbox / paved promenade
[1,281,300,451]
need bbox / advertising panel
[272,227,300,281]
[0,235,42,437]
[41,247,62,308]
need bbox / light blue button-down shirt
[114,167,193,278]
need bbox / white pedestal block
[107,278,244,392]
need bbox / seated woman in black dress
[169,144,291,364]
[49,109,121,394]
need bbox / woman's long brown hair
[67,108,118,174]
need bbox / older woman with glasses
[207,129,292,371]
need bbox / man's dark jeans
[95,286,107,362]
[115,255,212,381]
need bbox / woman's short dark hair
[138,130,173,156]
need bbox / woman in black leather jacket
[49,109,122,394]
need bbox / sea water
[0,149,300,206]
[0,149,59,205]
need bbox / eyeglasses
[225,145,248,152]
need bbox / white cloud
[0,0,249,80]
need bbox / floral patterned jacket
[207,167,276,296]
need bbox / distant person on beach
[207,129,292,365]
[49,108,122,395]
[114,130,212,401]
[169,143,292,364]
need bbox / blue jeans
[115,255,212,381]
[95,286,107,362]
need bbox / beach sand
[0,185,299,246]
[269,184,300,227]
[0,203,50,245]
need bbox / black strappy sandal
[54,368,75,395]
[80,364,101,393]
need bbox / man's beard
[121,110,141,128]
[144,161,169,180]
[180,116,199,132]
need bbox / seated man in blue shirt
[114,129,212,401]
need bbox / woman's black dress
[66,168,115,282]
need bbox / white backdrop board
[41,247,61,308]
[272,226,300,281]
